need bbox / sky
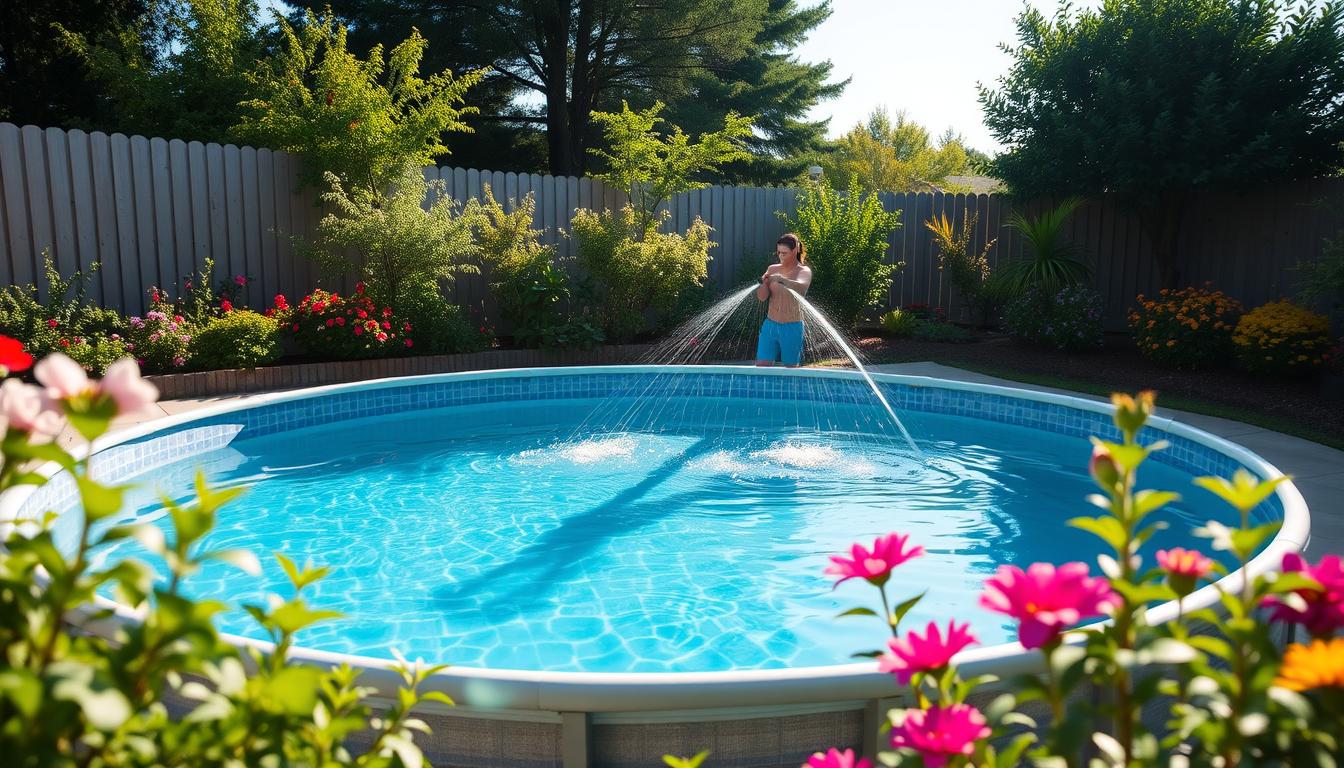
[795,0,1104,153]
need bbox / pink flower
[100,358,159,415]
[234,274,247,286]
[826,533,924,586]
[979,562,1119,649]
[35,353,93,400]
[878,620,977,684]
[888,704,989,768]
[803,748,872,768]
[0,379,63,438]
[1264,553,1344,638]
[1156,548,1214,595]
[172,355,186,367]
[404,338,413,348]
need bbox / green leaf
[1194,471,1290,513]
[276,552,330,590]
[1068,515,1126,550]
[663,750,710,768]
[268,601,343,634]
[77,476,127,522]
[890,590,926,629]
[0,670,43,718]
[1133,489,1180,520]
[260,665,323,715]
[3,439,77,471]
[836,607,878,619]
[420,690,455,707]
[384,734,424,768]
[1230,522,1282,559]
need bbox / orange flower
[1274,638,1344,691]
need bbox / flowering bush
[190,309,281,370]
[1232,300,1333,375]
[1129,285,1243,369]
[880,308,918,337]
[154,258,251,326]
[278,285,411,359]
[126,301,193,373]
[775,391,1343,767]
[1003,284,1104,352]
[0,342,448,766]
[0,252,129,370]
[901,303,946,322]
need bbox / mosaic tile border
[17,370,1284,522]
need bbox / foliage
[909,319,975,344]
[900,303,946,322]
[816,109,975,192]
[155,258,250,328]
[311,165,479,307]
[1130,286,1243,370]
[234,8,483,193]
[0,0,154,128]
[277,286,411,360]
[57,0,267,143]
[785,175,904,328]
[980,0,1344,284]
[926,212,998,328]
[571,207,711,343]
[1295,229,1344,324]
[1002,284,1104,353]
[588,101,753,234]
[0,253,128,371]
[190,309,281,369]
[0,352,450,768]
[879,309,918,338]
[998,198,1091,298]
[797,391,1342,766]
[394,281,489,355]
[1233,300,1333,376]
[127,305,194,373]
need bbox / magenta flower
[878,620,977,684]
[826,533,925,586]
[802,747,871,768]
[1156,547,1214,596]
[888,704,990,768]
[979,562,1120,649]
[234,274,247,286]
[1264,553,1344,638]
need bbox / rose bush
[275,284,412,360]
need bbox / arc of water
[787,288,922,456]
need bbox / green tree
[817,109,974,192]
[588,101,753,235]
[981,0,1344,286]
[234,8,484,194]
[58,0,268,143]
[784,175,904,327]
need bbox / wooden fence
[2,122,1342,330]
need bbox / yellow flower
[1275,638,1344,691]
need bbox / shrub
[926,212,998,327]
[280,286,411,359]
[191,310,282,370]
[394,282,488,355]
[1003,284,1105,352]
[0,252,128,364]
[1129,285,1243,369]
[785,175,904,328]
[900,303,946,322]
[571,206,710,343]
[157,258,250,326]
[62,336,132,375]
[1295,229,1344,325]
[0,351,447,768]
[1233,300,1333,376]
[910,319,975,343]
[127,305,193,373]
[311,166,479,306]
[880,308,918,337]
[998,197,1092,296]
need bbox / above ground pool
[11,366,1309,706]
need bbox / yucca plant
[999,198,1092,297]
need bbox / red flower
[46,319,59,329]
[173,315,184,324]
[402,322,411,331]
[312,301,326,313]
[292,323,299,332]
[234,274,247,286]
[479,326,487,333]
[404,339,413,348]
[326,318,335,327]
[376,332,388,342]
[382,307,392,318]
[354,326,363,336]
[357,310,368,319]
[336,316,345,326]
[382,321,391,330]
[0,335,34,373]
[220,299,233,313]
[274,294,289,310]
[355,281,366,294]
[59,339,70,348]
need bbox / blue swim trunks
[756,318,805,365]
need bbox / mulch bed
[848,331,1344,446]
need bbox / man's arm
[756,265,778,302]
[770,267,813,294]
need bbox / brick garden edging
[144,344,655,399]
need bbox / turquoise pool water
[87,395,1247,673]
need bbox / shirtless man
[755,233,813,367]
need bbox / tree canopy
[815,109,976,192]
[980,0,1344,284]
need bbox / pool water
[88,396,1246,673]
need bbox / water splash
[787,288,921,456]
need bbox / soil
[847,330,1344,447]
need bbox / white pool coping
[1,364,1311,713]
